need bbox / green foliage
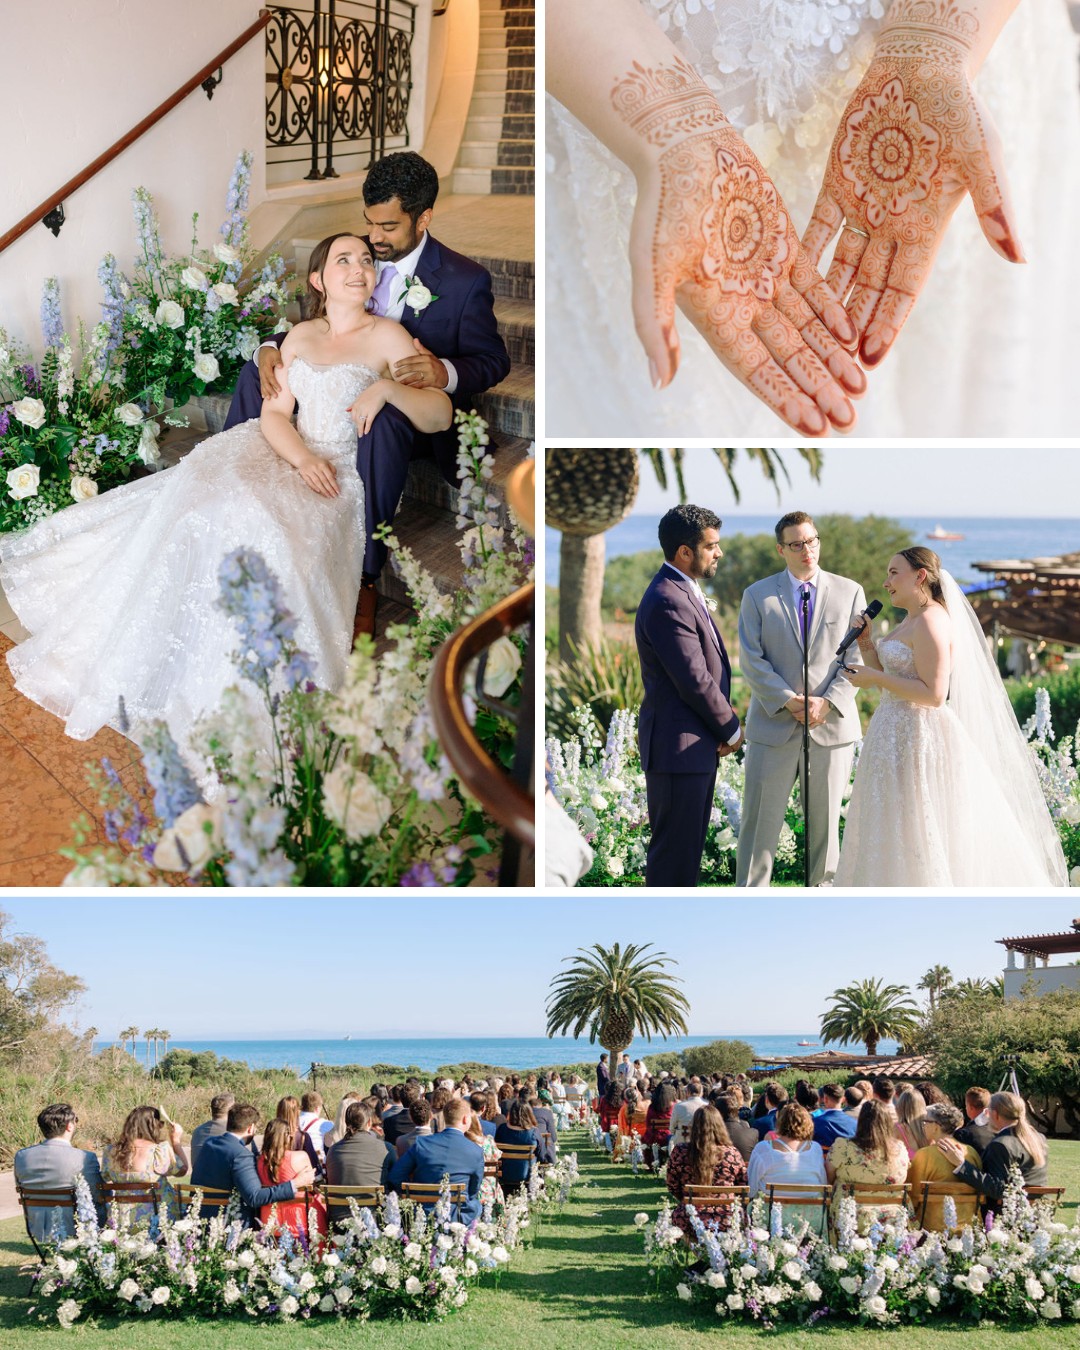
[1007,664,1080,748]
[152,1048,257,1088]
[546,636,646,740]
[820,977,921,1055]
[680,1038,754,1078]
[0,907,85,1059]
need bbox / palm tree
[159,1028,171,1061]
[942,977,1005,1002]
[917,965,953,1012]
[144,1027,158,1067]
[545,942,690,1074]
[119,1025,139,1056]
[820,978,920,1056]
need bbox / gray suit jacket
[14,1138,104,1241]
[739,569,866,748]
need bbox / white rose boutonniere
[193,352,220,383]
[71,475,99,502]
[401,275,438,317]
[12,396,47,429]
[6,462,41,500]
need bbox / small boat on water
[797,1040,817,1047]
[927,524,964,542]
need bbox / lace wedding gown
[833,637,1062,886]
[546,0,1080,436]
[0,357,368,756]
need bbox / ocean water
[545,516,1080,586]
[105,1035,899,1075]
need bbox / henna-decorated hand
[803,10,1023,368]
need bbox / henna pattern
[610,55,729,148]
[803,3,1021,368]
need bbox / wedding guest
[643,1081,676,1159]
[14,1104,103,1240]
[599,1081,624,1133]
[616,1054,632,1085]
[529,1093,558,1164]
[853,1079,874,1103]
[193,1104,313,1227]
[669,1078,707,1148]
[389,1098,484,1222]
[748,1104,827,1230]
[666,1104,747,1236]
[596,1054,610,1095]
[394,1098,435,1158]
[617,1086,649,1139]
[493,1100,541,1196]
[428,1085,453,1132]
[894,1089,930,1159]
[813,1084,856,1149]
[826,1101,910,1232]
[752,1083,789,1138]
[324,1103,392,1190]
[102,1105,188,1222]
[872,1077,897,1118]
[190,1093,234,1173]
[276,1096,321,1171]
[935,1091,1048,1204]
[906,1103,981,1230]
[257,1119,328,1236]
[465,1108,500,1210]
[382,1083,422,1146]
[713,1091,759,1164]
[322,1093,364,1150]
[298,1091,333,1158]
[843,1086,867,1118]
[916,1082,951,1108]
[955,1087,995,1157]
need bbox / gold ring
[845,222,871,240]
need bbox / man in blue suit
[224,152,511,636]
[812,1084,857,1149]
[634,504,743,886]
[190,1103,314,1226]
[388,1096,485,1223]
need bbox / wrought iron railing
[265,1,415,181]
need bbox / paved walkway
[0,1171,19,1222]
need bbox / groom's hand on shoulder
[258,346,285,399]
[393,339,449,390]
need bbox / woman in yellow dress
[826,1100,909,1233]
[907,1103,983,1231]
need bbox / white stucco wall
[0,0,265,358]
[1004,966,1080,999]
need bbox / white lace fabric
[546,0,1080,436]
[0,357,369,758]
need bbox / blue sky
[2,898,1071,1040]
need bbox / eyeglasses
[781,536,820,552]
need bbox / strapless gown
[833,638,1056,886]
[546,0,1080,437]
[0,357,368,760]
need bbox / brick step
[475,362,533,440]
[480,8,535,27]
[376,499,465,609]
[490,167,534,196]
[495,296,534,365]
[478,48,534,70]
[403,435,532,527]
[459,139,536,170]
[465,113,533,141]
[481,254,534,303]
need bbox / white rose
[237,1249,255,1268]
[739,1264,758,1281]
[7,462,41,500]
[865,1295,887,1318]
[1062,798,1080,825]
[151,1287,170,1304]
[926,1285,940,1306]
[12,396,47,428]
[840,1276,860,1294]
[370,1256,388,1275]
[705,1270,726,1288]
[633,1213,649,1228]
[322,763,392,841]
[118,1279,140,1301]
[491,1246,509,1264]
[71,474,98,502]
[676,1283,692,1301]
[193,352,220,383]
[213,282,239,305]
[481,635,522,697]
[804,1281,822,1301]
[280,1296,299,1316]
[155,299,185,329]
[726,1293,744,1310]
[153,802,222,872]
[137,422,161,468]
[782,1261,803,1281]
[214,243,241,264]
[463,1259,478,1277]
[181,266,208,291]
[404,1242,422,1261]
[405,1276,422,1295]
[115,402,145,426]
[439,1266,457,1284]
[333,1286,352,1305]
[1026,1277,1045,1300]
[403,281,433,312]
[1040,1299,1062,1319]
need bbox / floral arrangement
[103,151,295,410]
[641,1172,1080,1328]
[0,285,156,532]
[550,689,1080,886]
[589,1121,666,1179]
[62,412,533,888]
[31,1158,579,1327]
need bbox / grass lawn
[1,1132,1078,1347]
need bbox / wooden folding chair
[101,1180,161,1212]
[319,1184,384,1227]
[684,1183,749,1229]
[174,1182,233,1215]
[16,1183,76,1264]
[1024,1185,1066,1215]
[495,1142,536,1190]
[764,1183,834,1238]
[914,1180,979,1230]
[844,1181,911,1228]
[400,1181,467,1221]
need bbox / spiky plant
[545,943,690,1077]
[820,977,920,1056]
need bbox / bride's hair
[303,232,375,321]
[898,547,946,608]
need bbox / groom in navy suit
[224,152,510,634]
[635,505,742,886]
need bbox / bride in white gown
[0,234,451,763]
[546,0,1080,437]
[833,547,1068,887]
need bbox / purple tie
[800,583,814,642]
[370,263,397,316]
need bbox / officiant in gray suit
[736,512,866,887]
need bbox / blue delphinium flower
[399,861,438,886]
[132,187,165,285]
[220,150,252,277]
[40,277,64,350]
[138,721,203,827]
[96,254,127,363]
[216,548,315,690]
[0,408,10,437]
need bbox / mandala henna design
[838,77,942,229]
[610,55,729,148]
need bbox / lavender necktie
[800,583,814,643]
[370,263,397,316]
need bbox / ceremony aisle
[3,1130,1079,1347]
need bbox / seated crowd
[15,1072,566,1244]
[592,1068,1053,1238]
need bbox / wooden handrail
[0,10,272,257]
[430,584,535,849]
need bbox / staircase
[451,0,535,197]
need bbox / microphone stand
[800,587,811,889]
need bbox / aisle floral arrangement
[589,1120,667,1179]
[62,412,533,888]
[641,1171,1080,1327]
[548,691,1080,886]
[30,1157,579,1327]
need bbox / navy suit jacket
[635,566,739,773]
[190,1132,295,1226]
[388,1127,485,1224]
[812,1108,857,1149]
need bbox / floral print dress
[667,1143,747,1235]
[829,1137,910,1233]
[101,1142,185,1223]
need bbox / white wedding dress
[0,357,368,756]
[546,0,1080,437]
[834,589,1069,887]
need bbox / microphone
[835,600,883,660]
